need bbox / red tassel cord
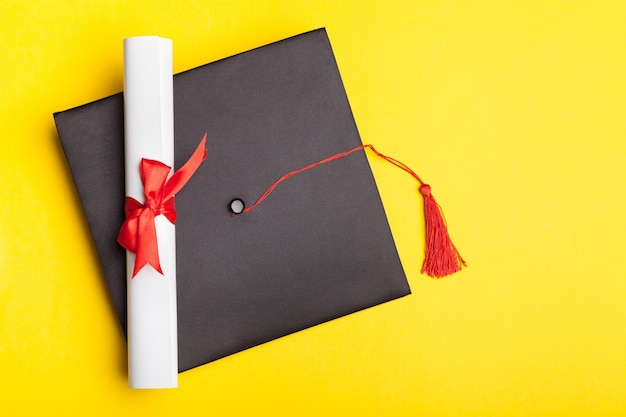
[234,143,466,278]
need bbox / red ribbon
[118,134,208,277]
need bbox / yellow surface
[1,1,625,415]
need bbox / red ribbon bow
[118,134,208,277]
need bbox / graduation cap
[54,28,464,373]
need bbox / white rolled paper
[123,36,177,389]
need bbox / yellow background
[1,1,625,416]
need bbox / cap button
[229,198,246,215]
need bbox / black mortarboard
[54,28,423,372]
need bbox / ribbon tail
[132,209,163,277]
[163,133,208,199]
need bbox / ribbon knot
[117,134,208,277]
[146,197,160,214]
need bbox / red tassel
[419,184,466,278]
[234,143,466,278]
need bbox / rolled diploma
[123,36,177,389]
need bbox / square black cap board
[54,28,410,372]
